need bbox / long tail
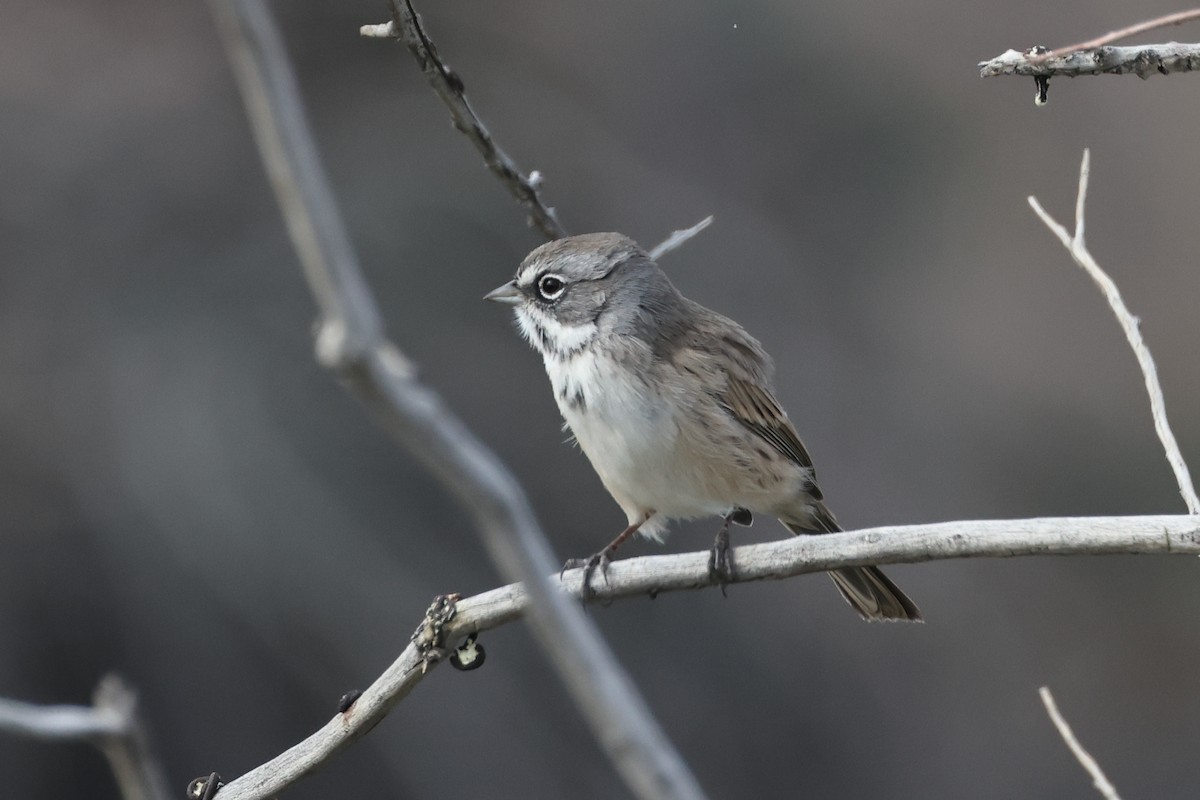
[783,503,922,623]
[826,565,922,622]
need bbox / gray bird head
[485,233,682,359]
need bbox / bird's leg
[563,513,651,602]
[709,508,751,594]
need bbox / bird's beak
[484,280,523,305]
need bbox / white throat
[515,307,597,360]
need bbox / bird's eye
[536,274,566,301]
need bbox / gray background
[3,0,1199,797]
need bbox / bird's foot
[562,550,612,602]
[708,525,735,596]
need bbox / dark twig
[361,5,567,240]
[207,0,705,798]
[0,675,171,800]
[361,6,716,258]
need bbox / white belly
[544,349,730,536]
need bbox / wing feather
[667,309,821,494]
[720,375,819,485]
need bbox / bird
[485,232,920,621]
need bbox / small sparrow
[486,233,920,622]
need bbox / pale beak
[484,280,523,305]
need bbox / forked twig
[1039,687,1122,800]
[1028,149,1200,515]
[0,676,170,800]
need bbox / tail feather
[783,503,922,623]
[828,566,922,623]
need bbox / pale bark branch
[979,8,1200,89]
[1039,687,1122,800]
[1028,150,1200,515]
[0,676,170,800]
[979,42,1200,80]
[207,1,705,799]
[361,5,567,240]
[213,514,1200,799]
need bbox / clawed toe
[562,551,612,602]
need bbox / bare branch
[648,215,714,261]
[1039,687,1122,800]
[979,42,1200,80]
[0,676,170,800]
[213,514,1200,798]
[361,5,567,240]
[1036,8,1200,60]
[1028,150,1200,515]
[980,8,1200,89]
[207,1,704,798]
[200,4,1200,799]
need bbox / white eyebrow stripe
[515,261,543,287]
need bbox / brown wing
[667,304,820,492]
[720,375,820,492]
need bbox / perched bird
[485,233,920,621]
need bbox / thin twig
[212,514,1200,799]
[0,675,170,800]
[363,8,709,260]
[1028,149,1200,515]
[361,7,567,240]
[648,216,714,260]
[1039,688,1122,800]
[207,1,705,799]
[1037,8,1200,61]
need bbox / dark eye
[536,274,566,301]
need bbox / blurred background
[3,0,1200,797]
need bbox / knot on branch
[410,593,462,673]
[314,320,415,385]
[314,318,364,370]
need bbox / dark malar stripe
[535,327,593,360]
[528,319,553,355]
[557,380,587,412]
